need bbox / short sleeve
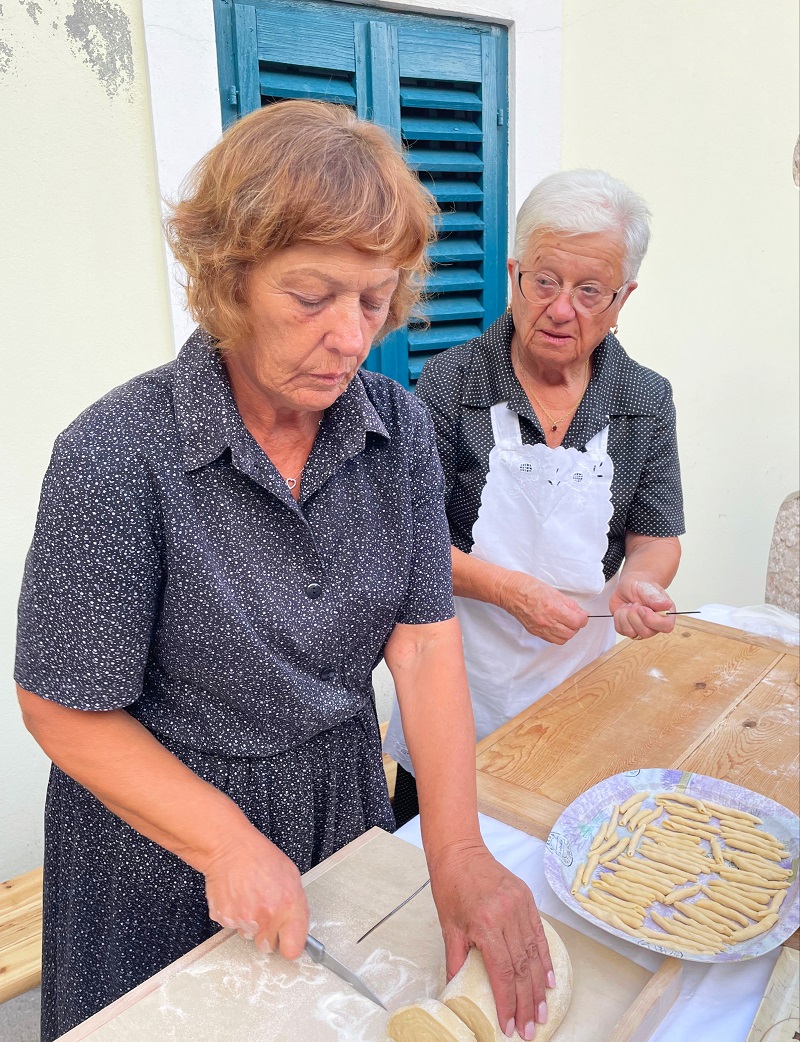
[15,435,163,710]
[415,356,461,508]
[625,380,685,538]
[395,404,455,626]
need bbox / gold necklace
[519,355,590,433]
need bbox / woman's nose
[546,288,577,321]
[327,302,366,356]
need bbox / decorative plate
[543,768,800,961]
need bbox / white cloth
[396,814,780,1042]
[697,603,800,646]
[384,404,617,771]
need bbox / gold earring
[610,324,619,336]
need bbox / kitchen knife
[304,934,386,1009]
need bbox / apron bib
[384,403,616,773]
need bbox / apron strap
[490,402,523,448]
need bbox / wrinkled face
[509,231,635,370]
[234,244,400,415]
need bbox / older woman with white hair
[386,169,684,824]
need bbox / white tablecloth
[396,814,779,1041]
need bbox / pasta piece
[619,790,649,818]
[674,900,735,934]
[769,891,788,915]
[581,852,600,888]
[701,800,762,824]
[598,837,630,865]
[693,901,744,930]
[654,791,706,813]
[570,863,585,896]
[603,804,621,841]
[717,869,790,891]
[651,910,721,945]
[728,914,780,943]
[662,883,702,906]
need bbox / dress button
[305,582,323,599]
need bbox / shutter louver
[402,80,485,383]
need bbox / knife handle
[304,934,325,964]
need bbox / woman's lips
[537,329,573,343]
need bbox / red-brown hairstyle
[165,100,438,351]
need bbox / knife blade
[356,878,431,944]
[304,934,386,1009]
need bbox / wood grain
[476,619,799,836]
[0,867,43,1002]
[744,946,800,1041]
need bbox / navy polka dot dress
[16,330,454,1041]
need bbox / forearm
[619,533,681,590]
[17,687,256,873]
[384,619,483,865]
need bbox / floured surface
[70,830,444,1041]
[66,831,672,1041]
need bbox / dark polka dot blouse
[16,328,455,751]
[415,311,685,580]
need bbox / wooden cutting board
[744,947,800,1042]
[475,618,800,842]
[59,828,680,1041]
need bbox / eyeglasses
[515,266,626,316]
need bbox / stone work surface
[765,491,800,615]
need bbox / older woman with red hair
[17,101,552,1042]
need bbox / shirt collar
[173,329,390,496]
[462,312,661,443]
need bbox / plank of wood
[477,770,565,841]
[678,653,800,814]
[744,946,800,1041]
[479,629,779,804]
[606,956,683,1042]
[0,868,43,1002]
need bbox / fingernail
[546,970,556,989]
[538,1000,548,1023]
[504,1019,516,1038]
[523,1020,535,1040]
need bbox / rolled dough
[440,920,573,1042]
[387,997,478,1041]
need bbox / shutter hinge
[228,85,239,107]
[497,108,505,126]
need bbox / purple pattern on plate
[543,769,800,962]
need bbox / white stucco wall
[561,0,800,612]
[0,1,173,879]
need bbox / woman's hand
[204,828,309,958]
[429,841,554,1041]
[611,533,681,640]
[610,575,676,640]
[498,571,588,644]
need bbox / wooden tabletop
[476,616,799,840]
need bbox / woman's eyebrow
[287,268,398,290]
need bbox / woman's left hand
[429,841,553,1041]
[610,575,676,639]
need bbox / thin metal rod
[586,611,701,618]
[356,879,431,944]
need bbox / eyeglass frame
[513,263,628,316]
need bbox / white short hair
[513,169,652,281]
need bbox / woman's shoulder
[52,360,180,475]
[602,335,675,411]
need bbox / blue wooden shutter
[214,0,507,388]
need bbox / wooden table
[475,616,800,947]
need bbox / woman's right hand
[498,571,588,644]
[203,827,309,958]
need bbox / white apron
[383,402,616,774]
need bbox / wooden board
[476,618,800,842]
[58,829,680,1041]
[0,866,43,1002]
[744,947,800,1041]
